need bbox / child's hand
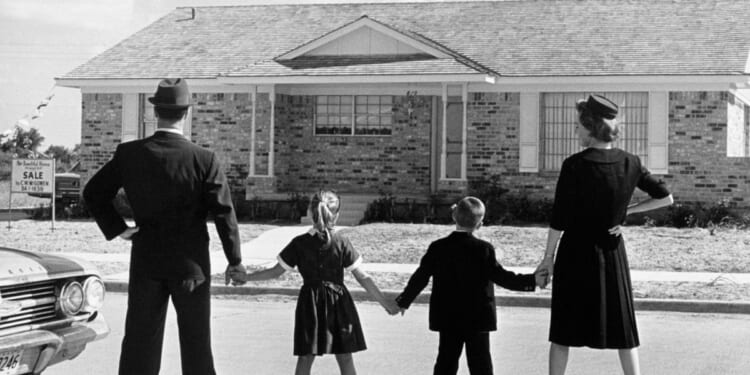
[398,307,407,316]
[534,268,549,289]
[383,300,401,315]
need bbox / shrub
[362,192,395,222]
[497,194,554,225]
[635,199,749,229]
[287,192,310,221]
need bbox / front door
[433,95,465,190]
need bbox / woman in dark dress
[536,95,673,375]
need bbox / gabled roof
[58,0,750,83]
[275,16,452,60]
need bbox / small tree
[0,125,45,156]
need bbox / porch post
[268,85,275,177]
[461,83,468,180]
[440,83,448,180]
[249,86,256,176]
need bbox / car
[26,173,81,205]
[0,247,108,374]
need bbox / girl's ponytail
[310,190,340,246]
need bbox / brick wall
[464,92,557,198]
[190,93,253,193]
[78,89,750,208]
[666,92,750,207]
[79,93,122,183]
[273,94,433,195]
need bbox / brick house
[57,0,750,216]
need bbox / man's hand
[225,264,247,286]
[118,226,139,240]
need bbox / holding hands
[382,299,401,316]
[535,258,554,289]
[225,263,247,286]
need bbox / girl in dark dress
[535,95,673,375]
[241,190,399,375]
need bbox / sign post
[10,158,56,231]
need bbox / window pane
[341,96,353,105]
[540,92,648,171]
[317,96,327,104]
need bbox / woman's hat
[577,94,618,119]
[148,78,191,109]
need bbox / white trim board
[218,74,495,85]
[276,16,451,60]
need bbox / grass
[2,220,278,254]
[341,223,750,273]
[5,220,750,301]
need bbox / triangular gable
[276,16,451,60]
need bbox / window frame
[539,91,650,172]
[313,95,394,136]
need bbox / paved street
[46,293,750,375]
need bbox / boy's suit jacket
[396,231,535,332]
[83,131,241,281]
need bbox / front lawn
[4,220,748,273]
[342,223,750,273]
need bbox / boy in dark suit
[396,196,547,375]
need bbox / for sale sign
[11,158,54,194]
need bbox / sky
[0,0,435,149]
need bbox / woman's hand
[608,225,623,237]
[535,258,554,287]
[118,226,139,240]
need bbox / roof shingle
[60,0,750,80]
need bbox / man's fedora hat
[148,78,191,109]
[576,94,618,119]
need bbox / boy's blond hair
[452,196,485,229]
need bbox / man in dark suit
[83,78,246,375]
[396,196,546,375]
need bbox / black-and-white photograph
[1,0,749,374]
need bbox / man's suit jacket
[83,131,241,281]
[396,231,535,332]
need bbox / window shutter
[519,92,540,172]
[647,92,669,174]
[121,93,138,143]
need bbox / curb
[103,281,750,315]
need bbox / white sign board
[11,158,54,194]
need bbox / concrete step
[300,194,378,226]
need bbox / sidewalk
[86,225,750,314]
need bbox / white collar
[155,128,184,135]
